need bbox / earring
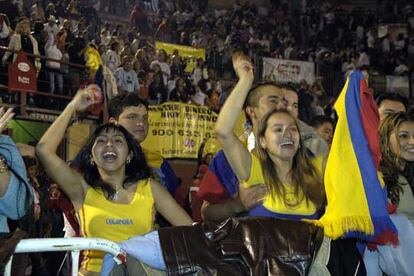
[126,158,131,165]
[89,158,95,166]
[0,155,8,173]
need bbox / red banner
[8,52,37,92]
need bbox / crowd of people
[0,0,414,275]
[0,0,412,117]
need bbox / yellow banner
[142,102,246,159]
[155,41,205,73]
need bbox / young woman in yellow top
[215,53,325,219]
[36,85,192,275]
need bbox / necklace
[0,156,8,174]
[111,185,121,201]
[112,190,119,201]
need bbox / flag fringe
[312,216,374,239]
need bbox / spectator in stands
[191,79,208,106]
[115,55,140,95]
[148,69,167,104]
[283,84,329,157]
[198,81,286,221]
[0,15,10,45]
[215,52,324,219]
[36,86,192,275]
[130,4,150,36]
[150,49,170,86]
[169,78,188,103]
[310,115,335,147]
[0,107,34,275]
[376,92,409,122]
[364,112,414,275]
[191,57,208,86]
[135,48,150,73]
[0,107,32,233]
[206,68,222,94]
[68,36,86,93]
[170,53,186,78]
[45,35,63,97]
[103,41,121,72]
[2,17,41,74]
[379,112,414,224]
[0,1,18,29]
[45,2,58,20]
[109,94,181,197]
[43,15,59,38]
[31,0,45,22]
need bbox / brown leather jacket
[159,217,323,276]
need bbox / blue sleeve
[160,160,179,195]
[0,135,33,219]
[210,150,238,197]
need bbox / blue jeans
[101,231,165,276]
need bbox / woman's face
[19,20,31,35]
[260,113,300,162]
[390,121,414,163]
[91,129,131,172]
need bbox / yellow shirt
[243,153,323,219]
[78,178,155,272]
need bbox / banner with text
[155,41,205,73]
[262,57,315,84]
[141,102,218,159]
[142,102,247,159]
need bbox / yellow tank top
[243,153,322,218]
[78,178,155,272]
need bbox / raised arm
[36,86,99,209]
[214,52,254,181]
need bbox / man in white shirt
[115,56,140,95]
[44,15,59,37]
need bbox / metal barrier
[4,238,126,276]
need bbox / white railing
[4,238,126,276]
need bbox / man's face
[117,105,149,143]
[249,85,287,127]
[283,89,299,118]
[378,100,406,122]
[315,122,334,146]
[123,60,133,72]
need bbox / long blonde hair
[255,109,325,208]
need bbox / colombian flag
[197,150,238,204]
[316,71,397,242]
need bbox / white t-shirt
[115,68,140,93]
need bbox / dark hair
[197,79,208,93]
[380,112,414,205]
[376,93,409,111]
[255,109,325,208]
[310,115,335,128]
[110,41,120,51]
[22,156,38,168]
[279,82,298,95]
[75,123,151,199]
[243,82,285,125]
[108,94,149,119]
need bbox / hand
[232,51,254,80]
[238,183,268,211]
[0,107,15,133]
[71,84,102,113]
